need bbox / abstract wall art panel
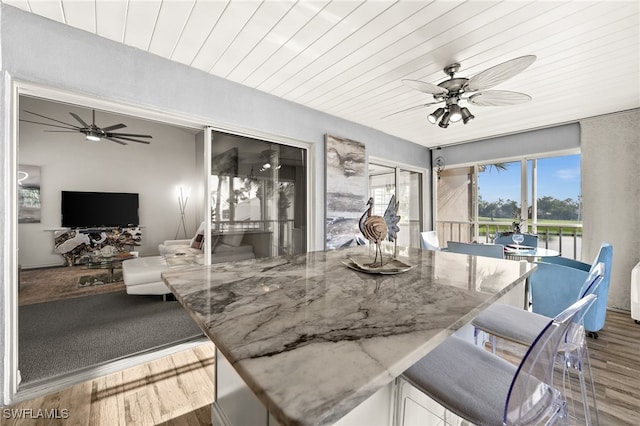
[325,135,367,249]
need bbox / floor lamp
[175,187,189,239]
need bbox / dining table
[161,245,535,426]
[502,244,560,261]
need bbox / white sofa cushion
[122,256,167,286]
[159,244,201,256]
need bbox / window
[436,153,582,259]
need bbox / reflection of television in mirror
[61,191,139,228]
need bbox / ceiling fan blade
[108,135,151,144]
[465,55,536,92]
[43,130,81,133]
[107,132,152,138]
[402,79,448,96]
[23,110,82,129]
[467,90,532,106]
[382,101,444,119]
[101,123,127,132]
[20,119,79,131]
[104,137,128,145]
[69,112,90,128]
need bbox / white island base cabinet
[212,348,280,425]
[212,348,394,426]
[395,377,466,426]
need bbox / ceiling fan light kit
[427,107,445,124]
[398,55,536,128]
[438,112,451,128]
[85,132,101,142]
[460,107,474,124]
[447,103,462,122]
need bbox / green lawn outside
[477,217,582,236]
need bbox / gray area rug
[19,291,204,385]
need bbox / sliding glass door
[210,131,307,260]
[368,162,423,249]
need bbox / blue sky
[478,155,581,203]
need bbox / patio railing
[436,220,583,260]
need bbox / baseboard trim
[11,337,208,404]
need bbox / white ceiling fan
[388,55,536,128]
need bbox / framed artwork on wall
[325,134,367,249]
[18,164,41,223]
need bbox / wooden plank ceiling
[4,0,639,148]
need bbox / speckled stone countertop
[162,246,534,426]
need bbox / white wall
[18,97,200,268]
[581,109,640,311]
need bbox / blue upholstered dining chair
[495,231,539,248]
[446,241,505,259]
[420,231,441,251]
[402,295,597,426]
[530,242,612,337]
[471,263,605,425]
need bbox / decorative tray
[342,256,415,275]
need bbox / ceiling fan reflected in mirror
[20,109,152,145]
[258,149,281,172]
[389,55,536,128]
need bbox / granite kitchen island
[162,246,534,426]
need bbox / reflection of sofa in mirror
[158,223,259,263]
[212,227,275,260]
[210,229,256,263]
[158,223,265,262]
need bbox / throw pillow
[189,222,205,247]
[191,233,204,250]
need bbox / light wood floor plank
[65,380,92,426]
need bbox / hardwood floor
[3,343,215,425]
[587,310,640,425]
[2,310,639,425]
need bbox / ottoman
[122,256,170,296]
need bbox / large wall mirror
[209,131,307,260]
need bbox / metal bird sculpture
[359,195,401,267]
